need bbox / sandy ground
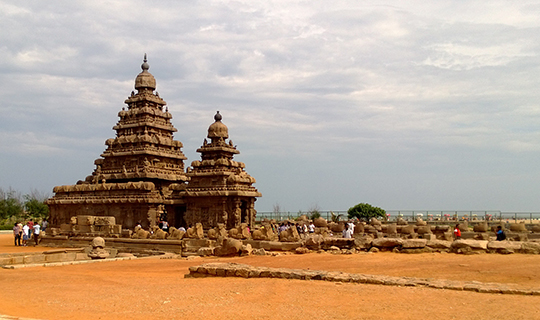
[1,234,540,320]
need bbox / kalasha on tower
[47,56,260,230]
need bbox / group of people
[453,224,506,241]
[275,221,316,237]
[342,220,356,238]
[12,219,47,247]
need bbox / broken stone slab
[426,240,452,249]
[372,238,403,248]
[185,262,539,296]
[322,238,356,249]
[521,242,540,254]
[487,241,523,254]
[401,239,427,249]
[451,240,488,251]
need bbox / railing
[255,211,347,222]
[255,210,540,224]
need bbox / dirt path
[1,234,539,320]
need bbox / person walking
[33,222,41,246]
[22,223,30,246]
[13,223,21,246]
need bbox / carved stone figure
[88,237,109,259]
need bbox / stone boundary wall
[187,262,540,296]
[38,235,540,257]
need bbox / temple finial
[141,54,149,71]
[214,111,222,121]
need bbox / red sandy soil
[1,234,539,320]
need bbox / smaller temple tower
[184,112,261,229]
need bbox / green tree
[347,203,386,222]
[23,190,50,220]
[0,188,24,219]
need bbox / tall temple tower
[47,56,189,229]
[93,54,187,186]
[47,56,261,231]
[184,112,261,229]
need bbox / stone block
[420,233,436,240]
[417,226,431,234]
[76,253,89,260]
[0,257,12,265]
[11,256,24,265]
[110,225,122,234]
[474,233,490,240]
[313,217,327,228]
[451,240,488,252]
[77,215,95,226]
[402,239,427,249]
[473,222,488,232]
[23,255,46,264]
[45,252,77,263]
[487,241,522,254]
[354,236,373,249]
[520,242,540,254]
[78,225,94,233]
[386,224,397,234]
[197,247,214,256]
[426,240,452,249]
[510,223,528,232]
[60,224,72,232]
[372,238,403,248]
[94,216,115,226]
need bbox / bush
[347,203,386,222]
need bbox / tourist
[162,220,169,232]
[22,223,30,246]
[17,222,23,243]
[27,219,34,237]
[278,223,286,234]
[347,220,355,233]
[343,225,353,238]
[453,224,461,240]
[179,226,186,232]
[33,222,41,246]
[13,223,21,246]
[308,222,315,233]
[42,219,49,232]
[496,226,506,241]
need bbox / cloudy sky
[1,1,540,213]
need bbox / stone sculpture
[88,237,110,259]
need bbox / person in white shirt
[22,224,30,246]
[33,224,41,246]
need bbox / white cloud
[1,0,540,211]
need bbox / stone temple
[47,56,261,230]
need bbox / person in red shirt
[453,224,461,240]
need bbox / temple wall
[49,203,159,229]
[184,196,257,229]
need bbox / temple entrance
[173,206,187,228]
[241,200,248,224]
